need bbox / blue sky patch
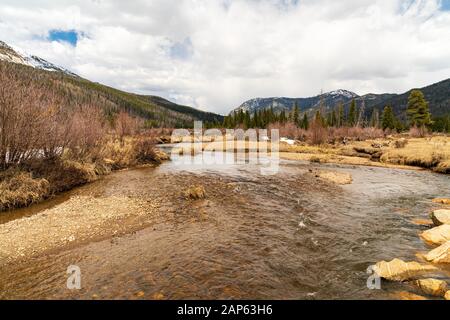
[169,37,193,60]
[442,0,450,11]
[48,30,78,46]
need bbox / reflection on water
[0,152,449,299]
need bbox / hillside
[232,80,450,120]
[0,41,223,128]
[367,78,450,120]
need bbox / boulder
[413,279,448,297]
[374,259,438,281]
[445,291,450,300]
[424,241,450,264]
[430,209,450,226]
[420,224,450,246]
[184,185,206,200]
[432,198,450,205]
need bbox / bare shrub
[67,106,106,161]
[409,125,428,138]
[115,111,143,143]
[308,120,328,145]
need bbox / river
[0,151,449,299]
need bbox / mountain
[367,78,450,120]
[234,90,359,115]
[0,40,223,127]
[231,80,450,119]
[0,40,78,76]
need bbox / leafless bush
[308,120,328,145]
[67,106,107,161]
[409,125,428,138]
[115,111,143,143]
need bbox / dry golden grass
[0,170,50,211]
[0,136,165,212]
[379,137,450,173]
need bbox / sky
[0,0,449,115]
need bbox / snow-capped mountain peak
[0,40,77,77]
[325,89,358,99]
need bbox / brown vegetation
[0,63,166,212]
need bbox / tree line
[221,89,449,133]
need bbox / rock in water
[424,241,450,264]
[421,224,450,246]
[413,279,448,297]
[445,291,450,300]
[432,198,450,205]
[374,259,438,281]
[393,291,427,300]
[315,170,353,185]
[184,185,206,200]
[430,209,450,226]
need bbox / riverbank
[0,137,168,212]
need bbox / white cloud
[0,0,449,114]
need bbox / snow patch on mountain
[0,40,77,77]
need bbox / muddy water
[0,152,449,300]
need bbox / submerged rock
[413,279,448,297]
[430,209,450,226]
[374,259,438,281]
[184,185,206,200]
[420,224,450,246]
[424,241,450,264]
[393,291,427,300]
[314,170,353,185]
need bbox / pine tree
[348,99,356,126]
[253,110,259,128]
[280,110,287,124]
[293,103,299,126]
[331,110,337,127]
[381,106,396,130]
[301,114,309,130]
[314,110,324,126]
[338,103,345,127]
[407,89,432,128]
[244,111,251,129]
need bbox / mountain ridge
[231,80,450,119]
[0,40,223,127]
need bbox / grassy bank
[166,134,450,173]
[0,137,168,212]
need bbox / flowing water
[0,151,449,299]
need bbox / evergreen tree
[314,110,325,126]
[348,99,356,126]
[253,110,259,128]
[338,103,345,127]
[293,103,299,126]
[280,110,287,124]
[244,111,251,129]
[301,114,309,130]
[331,110,337,127]
[381,106,396,130]
[407,89,432,128]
